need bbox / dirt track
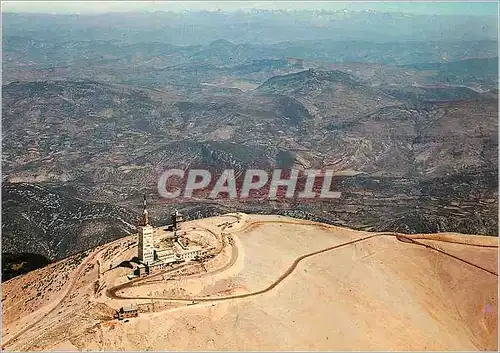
[2,245,109,348]
[2,214,498,351]
[106,218,498,303]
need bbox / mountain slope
[1,183,138,261]
[1,214,497,351]
[1,78,497,276]
[405,57,499,89]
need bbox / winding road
[106,217,498,304]
[2,243,111,348]
[4,215,497,350]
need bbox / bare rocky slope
[1,214,497,351]
[2,72,498,280]
[2,12,498,280]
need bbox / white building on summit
[136,196,215,275]
[138,194,154,264]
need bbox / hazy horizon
[2,1,499,17]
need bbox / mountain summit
[257,69,360,92]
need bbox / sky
[1,1,498,17]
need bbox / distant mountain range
[3,11,497,45]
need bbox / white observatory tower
[138,194,154,264]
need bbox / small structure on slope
[114,304,138,320]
